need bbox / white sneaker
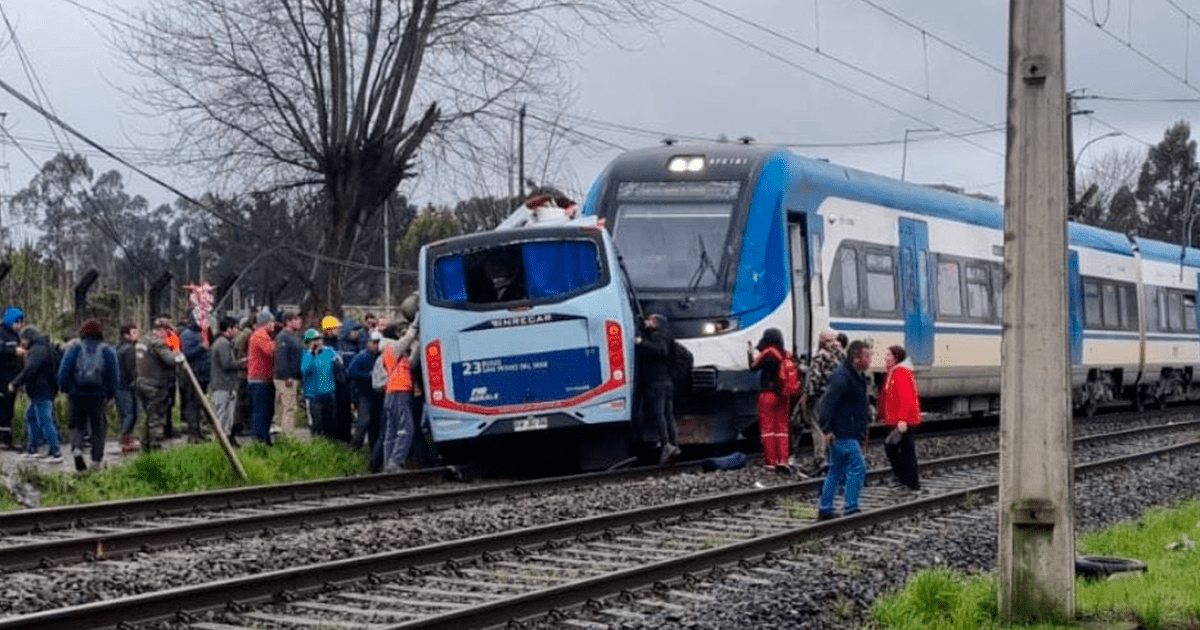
[20,452,39,459]
[44,454,63,463]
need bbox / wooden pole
[177,360,247,481]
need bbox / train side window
[811,234,825,307]
[990,263,1003,321]
[1083,279,1102,328]
[1185,294,1197,331]
[1117,284,1135,330]
[936,258,963,317]
[1168,291,1183,331]
[829,245,860,315]
[865,250,897,314]
[965,264,990,320]
[1146,287,1163,332]
[1101,283,1120,329]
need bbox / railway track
[0,460,703,573]
[0,420,1195,629]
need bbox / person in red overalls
[878,345,922,490]
[748,328,791,473]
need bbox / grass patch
[782,497,818,519]
[868,498,1200,630]
[2,436,369,509]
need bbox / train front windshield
[610,181,741,290]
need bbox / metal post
[384,197,392,320]
[518,104,527,201]
[999,0,1075,622]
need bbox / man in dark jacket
[636,314,680,464]
[0,306,26,450]
[817,340,873,520]
[58,319,120,471]
[179,316,211,443]
[273,311,303,435]
[210,317,244,442]
[347,331,383,454]
[115,324,140,453]
[9,326,62,461]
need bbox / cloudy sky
[0,0,1196,227]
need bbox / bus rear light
[605,320,625,384]
[426,341,447,401]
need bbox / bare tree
[117,0,658,313]
[1078,146,1144,212]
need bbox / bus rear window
[433,240,603,306]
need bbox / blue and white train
[581,141,1200,445]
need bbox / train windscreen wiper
[685,234,720,294]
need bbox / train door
[1068,250,1083,365]
[898,218,934,365]
[788,221,810,359]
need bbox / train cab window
[965,264,991,319]
[865,251,896,314]
[936,259,963,317]
[1102,284,1120,329]
[1185,294,1197,331]
[1083,280,1102,328]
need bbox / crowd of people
[748,328,925,520]
[0,305,424,474]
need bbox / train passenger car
[1128,236,1200,407]
[581,140,1200,445]
[417,217,638,470]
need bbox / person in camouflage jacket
[795,330,845,472]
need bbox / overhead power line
[0,76,411,276]
[661,1,1002,158]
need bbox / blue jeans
[25,398,60,456]
[249,381,276,444]
[115,386,138,437]
[819,438,866,516]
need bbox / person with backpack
[747,327,801,474]
[57,319,120,471]
[635,314,681,465]
[8,326,63,462]
[878,345,922,491]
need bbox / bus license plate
[513,417,549,432]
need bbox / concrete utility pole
[999,0,1075,622]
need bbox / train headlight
[667,155,705,173]
[700,319,736,335]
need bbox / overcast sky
[1,0,1197,230]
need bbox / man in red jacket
[247,309,277,444]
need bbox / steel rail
[0,461,703,572]
[0,467,458,536]
[2,432,1195,630]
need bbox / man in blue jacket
[58,319,120,471]
[817,340,873,520]
[300,329,341,438]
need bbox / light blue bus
[417,219,639,470]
